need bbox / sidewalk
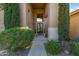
[28,35,47,56]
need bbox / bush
[0,27,35,51]
[70,38,79,55]
[45,40,61,55]
[4,4,20,29]
[58,3,70,41]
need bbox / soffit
[31,3,46,9]
[31,3,46,16]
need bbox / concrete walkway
[28,34,47,56]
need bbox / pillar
[0,10,4,32]
[19,3,27,27]
[48,3,59,42]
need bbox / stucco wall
[19,3,33,29]
[43,4,48,31]
[70,12,79,39]
[20,3,27,27]
[48,3,58,28]
[27,4,33,29]
[0,10,4,32]
[48,3,59,41]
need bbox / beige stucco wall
[48,3,58,28]
[43,4,48,31]
[70,12,79,39]
[33,13,37,30]
[20,3,27,27]
[27,4,33,29]
[20,3,33,29]
[48,3,59,41]
[0,10,4,32]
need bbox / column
[48,3,59,42]
[19,3,27,27]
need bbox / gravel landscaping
[0,41,31,56]
[0,47,31,56]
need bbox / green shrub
[58,3,70,41]
[70,38,79,55]
[4,3,20,29]
[45,40,61,55]
[0,27,35,51]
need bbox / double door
[37,23,43,33]
[36,22,45,35]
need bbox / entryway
[35,18,45,36]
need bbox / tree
[4,3,20,29]
[58,3,70,41]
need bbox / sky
[70,3,79,12]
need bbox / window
[36,18,43,22]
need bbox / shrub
[70,38,79,55]
[0,27,35,51]
[45,40,61,55]
[4,3,20,29]
[58,3,70,41]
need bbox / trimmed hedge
[0,27,35,51]
[4,3,20,29]
[45,40,61,55]
[58,3,70,41]
[70,38,79,55]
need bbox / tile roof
[70,9,79,16]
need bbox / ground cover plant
[0,27,35,52]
